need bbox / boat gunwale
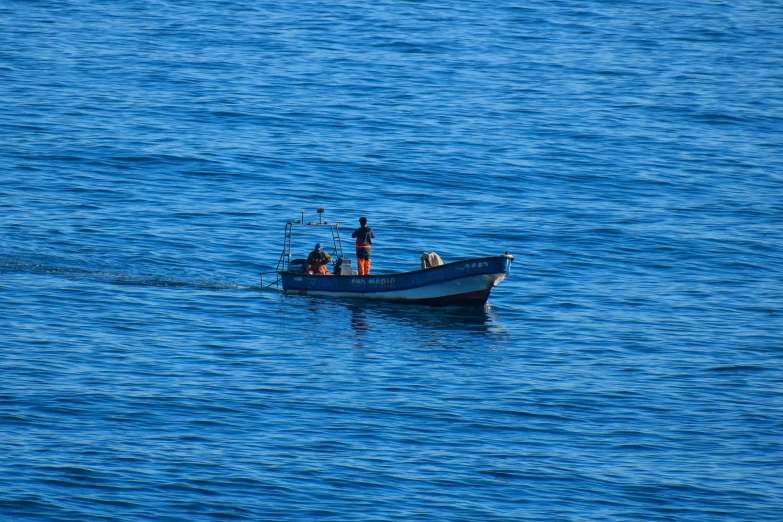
[280,254,514,279]
[279,254,513,297]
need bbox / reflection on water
[286,292,506,335]
[342,299,513,352]
[349,304,371,334]
[347,304,371,350]
[344,299,507,334]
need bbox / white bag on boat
[421,252,444,269]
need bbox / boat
[261,209,513,306]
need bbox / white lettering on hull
[351,278,397,287]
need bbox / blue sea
[2,1,782,520]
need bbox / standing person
[351,216,375,275]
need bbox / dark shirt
[351,226,375,247]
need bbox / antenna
[317,208,325,224]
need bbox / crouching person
[307,243,333,275]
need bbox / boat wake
[0,255,274,293]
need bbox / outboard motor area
[288,258,308,273]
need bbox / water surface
[1,0,782,520]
